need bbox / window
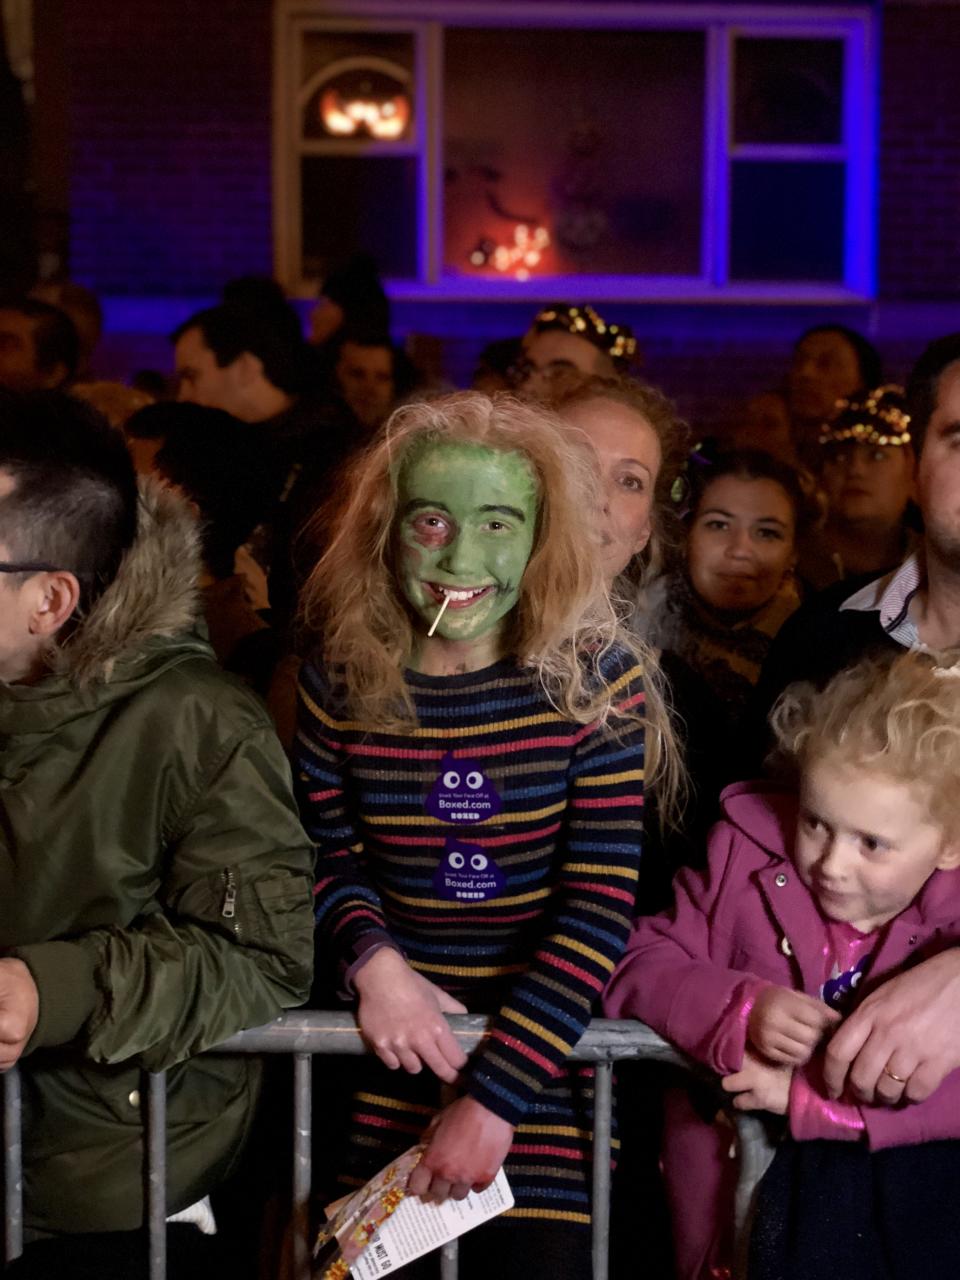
[274,3,876,302]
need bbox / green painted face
[395,441,539,644]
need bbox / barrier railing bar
[293,1053,312,1280]
[591,1060,613,1280]
[439,1234,459,1280]
[214,1013,691,1064]
[3,1017,774,1279]
[3,1066,22,1264]
[147,1070,168,1280]
[438,1082,459,1280]
[732,1111,778,1280]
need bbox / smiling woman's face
[687,473,797,614]
[395,441,539,643]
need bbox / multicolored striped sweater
[295,649,645,1222]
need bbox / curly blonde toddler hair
[771,649,960,838]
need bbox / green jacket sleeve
[17,725,314,1071]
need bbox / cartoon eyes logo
[446,850,489,870]
[427,753,502,824]
[433,836,505,902]
[442,769,485,790]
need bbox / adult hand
[354,948,468,1083]
[721,1047,792,1115]
[823,948,960,1104]
[747,985,841,1066]
[0,958,39,1071]
[407,1095,515,1203]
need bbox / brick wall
[65,0,273,295]
[879,4,960,297]
[60,2,960,432]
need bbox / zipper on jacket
[221,869,241,939]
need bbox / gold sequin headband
[818,384,912,448]
[532,304,637,368]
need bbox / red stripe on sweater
[333,908,384,931]
[353,1112,427,1136]
[378,822,562,849]
[563,881,636,904]
[571,793,644,809]
[545,954,606,991]
[489,1028,562,1075]
[510,1145,585,1161]
[341,729,593,761]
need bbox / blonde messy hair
[553,375,690,586]
[300,390,680,798]
[772,649,960,838]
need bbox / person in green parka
[0,390,314,1277]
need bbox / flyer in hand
[314,1144,514,1278]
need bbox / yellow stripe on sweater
[503,1209,592,1224]
[382,885,551,908]
[564,863,638,879]
[299,685,566,738]
[515,1124,590,1138]
[501,1008,573,1055]
[559,936,618,972]
[602,665,644,699]
[576,769,644,787]
[411,960,527,978]
[354,1092,436,1116]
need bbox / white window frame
[273,1,877,303]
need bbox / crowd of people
[3,264,960,1280]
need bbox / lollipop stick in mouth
[427,592,450,637]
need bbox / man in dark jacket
[0,391,314,1274]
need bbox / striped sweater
[295,649,645,1219]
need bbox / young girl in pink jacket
[605,649,960,1280]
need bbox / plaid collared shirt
[839,552,924,650]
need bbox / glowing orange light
[319,87,411,139]
[492,225,550,279]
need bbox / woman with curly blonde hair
[296,390,674,1278]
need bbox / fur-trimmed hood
[52,477,203,685]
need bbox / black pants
[749,1137,960,1280]
[4,1226,224,1279]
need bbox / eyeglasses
[0,561,66,575]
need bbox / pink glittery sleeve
[789,1064,864,1142]
[708,977,773,1070]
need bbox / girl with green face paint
[295,392,677,1276]
[395,440,539,669]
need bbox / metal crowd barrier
[2,1013,775,1280]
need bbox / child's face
[395,441,538,644]
[795,759,960,933]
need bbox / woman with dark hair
[788,324,883,460]
[648,450,810,747]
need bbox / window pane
[443,28,705,279]
[734,38,844,145]
[300,31,415,142]
[300,157,418,281]
[730,161,845,281]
